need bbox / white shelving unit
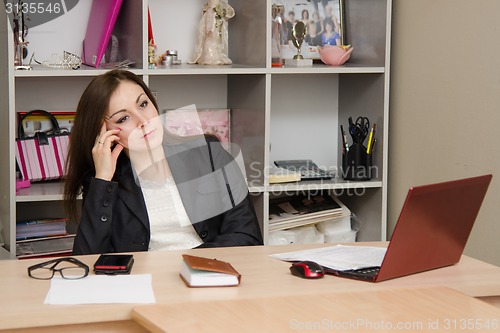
[0,0,392,258]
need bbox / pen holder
[342,143,372,181]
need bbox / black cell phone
[93,254,134,275]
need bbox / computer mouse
[290,261,324,279]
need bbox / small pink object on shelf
[16,179,31,194]
[319,45,353,66]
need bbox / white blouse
[139,177,203,251]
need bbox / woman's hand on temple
[92,124,124,181]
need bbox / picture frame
[161,108,231,151]
[280,0,345,60]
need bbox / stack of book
[268,193,350,232]
[16,218,74,259]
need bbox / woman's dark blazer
[73,135,263,255]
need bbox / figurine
[190,0,235,65]
[148,40,157,69]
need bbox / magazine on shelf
[16,234,75,258]
[268,194,350,231]
[16,218,68,241]
[269,212,350,232]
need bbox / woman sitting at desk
[64,69,262,255]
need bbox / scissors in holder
[348,116,370,144]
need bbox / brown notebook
[180,254,241,287]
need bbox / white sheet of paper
[44,274,156,305]
[270,245,387,271]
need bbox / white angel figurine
[190,0,235,65]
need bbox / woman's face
[105,80,163,152]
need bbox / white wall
[389,0,500,265]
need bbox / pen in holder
[341,117,375,181]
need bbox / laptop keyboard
[331,266,381,281]
[353,267,380,276]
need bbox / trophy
[13,1,32,70]
[291,21,306,60]
[285,21,312,66]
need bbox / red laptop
[331,174,492,282]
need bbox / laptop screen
[376,174,492,282]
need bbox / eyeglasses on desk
[27,257,89,280]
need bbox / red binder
[82,0,123,68]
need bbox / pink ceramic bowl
[319,46,353,66]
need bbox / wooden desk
[1,243,500,332]
[132,287,500,333]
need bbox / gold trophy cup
[291,21,306,60]
[285,21,312,66]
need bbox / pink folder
[82,0,123,68]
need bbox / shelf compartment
[149,0,267,69]
[16,182,65,202]
[270,74,341,170]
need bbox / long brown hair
[63,70,158,224]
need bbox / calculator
[274,160,334,180]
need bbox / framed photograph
[280,0,345,60]
[161,108,231,151]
